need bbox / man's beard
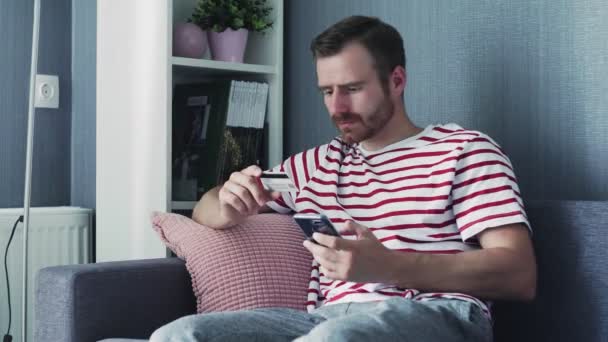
[333,100,394,145]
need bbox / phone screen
[293,214,340,241]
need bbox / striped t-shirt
[266,123,530,318]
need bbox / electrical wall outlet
[34,74,60,108]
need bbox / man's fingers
[241,164,263,177]
[303,238,324,254]
[312,233,339,249]
[218,187,248,215]
[319,265,336,278]
[312,232,356,251]
[303,238,340,262]
[304,239,332,258]
[229,171,271,206]
[304,240,338,270]
[270,191,282,200]
[222,181,258,213]
[339,220,373,239]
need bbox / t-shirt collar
[356,124,435,157]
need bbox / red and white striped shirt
[266,123,530,319]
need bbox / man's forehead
[315,44,375,87]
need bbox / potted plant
[189,0,273,63]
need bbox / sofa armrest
[35,257,196,342]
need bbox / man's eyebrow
[317,81,365,91]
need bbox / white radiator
[0,206,93,342]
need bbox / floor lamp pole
[22,0,41,341]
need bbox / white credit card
[260,171,297,192]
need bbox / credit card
[260,171,297,192]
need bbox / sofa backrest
[493,200,608,342]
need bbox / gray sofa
[35,200,608,342]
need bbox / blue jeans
[149,298,492,342]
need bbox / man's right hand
[216,165,279,227]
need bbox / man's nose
[328,91,350,115]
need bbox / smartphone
[293,213,341,243]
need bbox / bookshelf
[172,57,277,75]
[97,0,283,261]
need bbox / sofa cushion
[152,213,312,313]
[493,200,608,342]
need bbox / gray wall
[71,0,96,208]
[0,0,96,209]
[0,0,72,208]
[285,0,608,201]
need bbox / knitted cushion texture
[152,213,312,313]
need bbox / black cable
[3,215,22,342]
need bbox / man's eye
[347,86,361,92]
[321,89,333,96]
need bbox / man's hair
[310,16,406,88]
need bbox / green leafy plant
[189,0,273,33]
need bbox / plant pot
[173,22,207,58]
[208,28,249,63]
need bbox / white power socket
[35,74,60,108]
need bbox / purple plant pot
[173,22,207,58]
[208,29,249,63]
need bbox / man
[151,15,536,342]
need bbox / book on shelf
[172,79,270,202]
[215,81,269,186]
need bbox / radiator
[0,206,93,342]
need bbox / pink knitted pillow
[151,213,312,313]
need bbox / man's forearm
[191,186,235,229]
[384,247,536,301]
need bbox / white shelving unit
[172,56,277,75]
[97,0,283,261]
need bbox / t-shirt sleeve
[451,134,531,241]
[265,145,325,214]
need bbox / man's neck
[361,109,422,151]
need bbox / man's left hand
[303,220,394,282]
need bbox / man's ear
[390,66,407,96]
